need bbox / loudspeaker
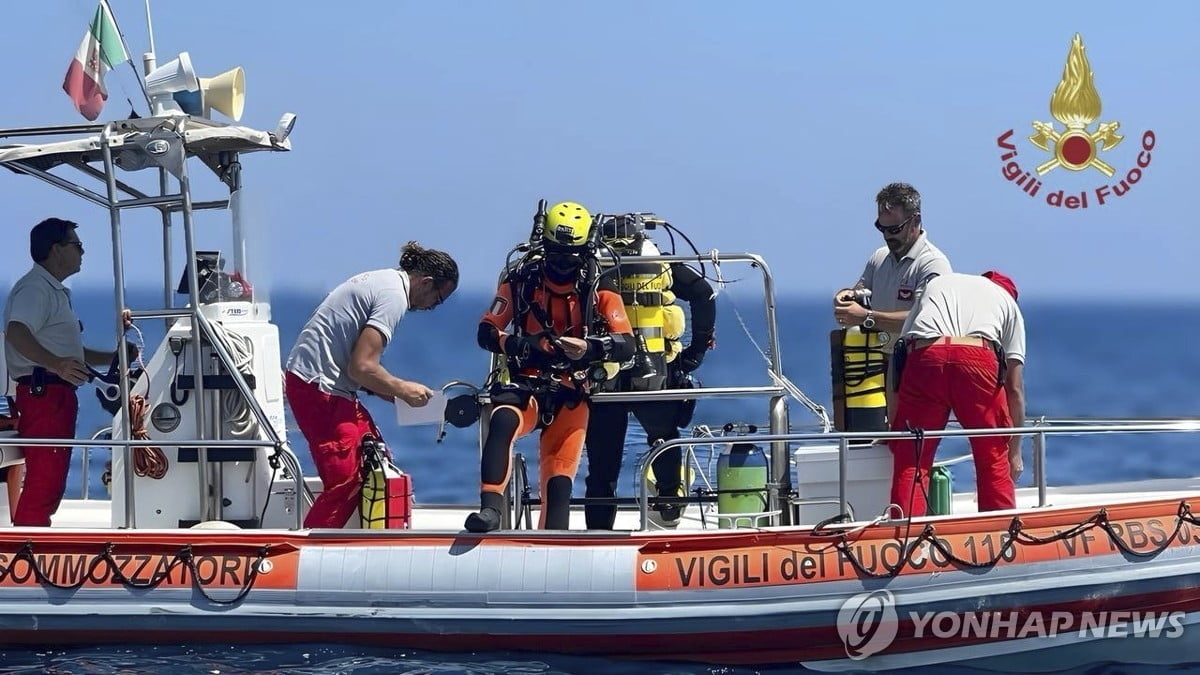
[173,66,245,122]
[145,52,199,116]
[145,52,199,93]
[201,67,245,121]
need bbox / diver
[467,201,634,533]
[584,213,715,529]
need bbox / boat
[1,19,1200,674]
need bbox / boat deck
[3,475,1197,533]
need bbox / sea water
[0,289,1196,674]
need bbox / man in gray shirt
[833,183,952,420]
[285,241,458,529]
[834,182,952,338]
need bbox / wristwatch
[862,311,876,330]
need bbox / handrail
[0,437,275,449]
[633,420,1200,530]
[0,123,107,138]
[81,426,113,500]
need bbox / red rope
[128,394,168,480]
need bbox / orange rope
[129,394,169,480]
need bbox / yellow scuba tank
[830,326,888,432]
[622,263,672,349]
[360,437,412,529]
[600,238,675,391]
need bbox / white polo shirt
[3,264,84,378]
[900,273,1026,364]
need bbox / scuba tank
[599,219,674,391]
[830,289,888,432]
[716,422,768,528]
[928,464,954,516]
[619,250,672,391]
[359,436,412,529]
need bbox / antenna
[141,0,157,99]
[145,0,156,55]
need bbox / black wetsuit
[584,263,715,530]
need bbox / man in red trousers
[4,218,131,527]
[888,270,1026,517]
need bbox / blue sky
[0,1,1195,300]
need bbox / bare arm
[5,321,90,385]
[1004,360,1026,479]
[346,326,433,406]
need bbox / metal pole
[100,124,137,529]
[225,156,246,278]
[838,436,849,519]
[176,124,212,523]
[1034,431,1047,507]
[755,254,791,526]
[159,168,173,326]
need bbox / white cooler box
[792,442,894,525]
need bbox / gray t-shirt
[4,264,84,378]
[900,273,1026,364]
[286,268,410,398]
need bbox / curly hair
[398,241,459,286]
[875,182,922,217]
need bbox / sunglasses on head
[874,213,917,235]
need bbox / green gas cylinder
[928,465,954,516]
[716,441,768,528]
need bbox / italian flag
[62,1,128,121]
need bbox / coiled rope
[127,394,168,479]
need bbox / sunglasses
[874,214,917,235]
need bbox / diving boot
[650,503,682,529]
[465,491,506,533]
[650,486,683,529]
[464,507,501,533]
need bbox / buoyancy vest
[486,256,601,390]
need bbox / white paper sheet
[395,391,448,426]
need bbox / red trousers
[13,382,78,527]
[888,342,1015,517]
[285,372,381,528]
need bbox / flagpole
[102,0,151,108]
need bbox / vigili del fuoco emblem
[996,33,1155,209]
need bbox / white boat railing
[636,419,1200,531]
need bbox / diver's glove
[503,334,543,361]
